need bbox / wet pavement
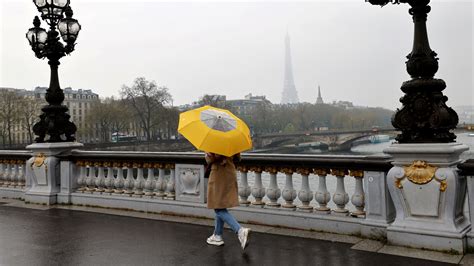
[0,205,453,266]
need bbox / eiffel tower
[281,32,299,104]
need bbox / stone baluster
[123,163,135,196]
[237,166,251,206]
[314,168,331,214]
[165,164,176,200]
[265,167,281,208]
[281,167,297,209]
[85,162,96,192]
[154,164,166,198]
[9,161,19,188]
[3,161,11,187]
[331,169,349,215]
[17,160,25,188]
[0,161,5,186]
[134,163,146,197]
[251,167,265,206]
[143,163,155,197]
[103,162,115,194]
[76,161,86,192]
[297,168,314,212]
[95,162,106,193]
[113,162,125,194]
[350,170,365,217]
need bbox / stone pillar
[385,143,469,253]
[465,173,474,250]
[25,142,83,205]
[360,170,395,240]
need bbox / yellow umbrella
[178,105,252,157]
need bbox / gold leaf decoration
[404,160,437,185]
[281,167,294,175]
[314,168,329,176]
[264,167,278,174]
[32,153,46,168]
[236,166,248,172]
[249,166,262,173]
[349,170,364,178]
[296,168,311,176]
[395,178,403,189]
[439,180,447,192]
[331,169,348,177]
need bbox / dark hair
[232,153,241,163]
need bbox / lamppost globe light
[26,16,48,52]
[58,7,81,45]
[33,0,70,25]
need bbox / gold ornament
[404,160,437,185]
[331,169,348,177]
[32,153,46,168]
[314,168,329,176]
[349,170,364,178]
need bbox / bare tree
[198,94,229,108]
[0,90,21,146]
[120,77,172,141]
[18,97,41,144]
[86,100,114,142]
[109,98,134,138]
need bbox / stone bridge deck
[0,200,468,265]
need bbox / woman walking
[205,152,250,250]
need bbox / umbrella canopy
[178,105,252,157]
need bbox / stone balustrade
[0,149,473,249]
[74,161,176,199]
[0,150,30,199]
[49,150,395,237]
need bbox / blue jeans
[214,209,241,236]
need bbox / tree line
[0,89,41,147]
[84,76,394,142]
[0,77,394,146]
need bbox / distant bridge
[253,128,399,152]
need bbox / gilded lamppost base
[384,143,469,253]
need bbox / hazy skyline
[1,0,472,110]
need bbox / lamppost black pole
[26,0,81,143]
[366,0,458,143]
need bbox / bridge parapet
[0,149,472,252]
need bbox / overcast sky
[0,0,472,110]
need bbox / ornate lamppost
[365,0,469,253]
[367,0,458,143]
[26,0,81,143]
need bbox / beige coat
[205,153,240,209]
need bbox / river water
[240,133,474,210]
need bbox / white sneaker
[238,227,250,250]
[207,234,224,246]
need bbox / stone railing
[44,150,393,238]
[460,159,474,248]
[2,148,474,246]
[0,150,30,199]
